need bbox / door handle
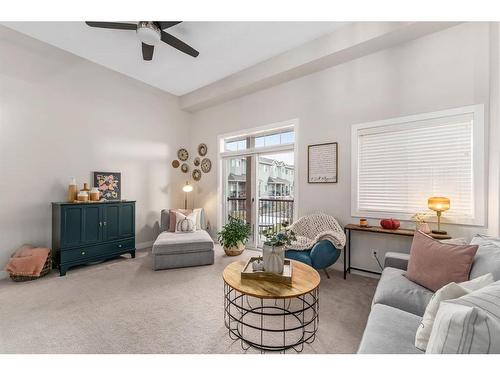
[104,222,107,226]
[99,222,102,226]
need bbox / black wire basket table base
[224,281,319,353]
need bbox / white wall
[0,26,190,272]
[189,22,499,274]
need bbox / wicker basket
[9,251,52,282]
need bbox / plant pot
[416,222,431,234]
[224,241,245,256]
[262,244,285,274]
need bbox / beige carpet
[0,246,377,354]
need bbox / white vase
[416,222,431,234]
[262,244,285,274]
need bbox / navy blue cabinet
[83,205,102,244]
[52,201,135,276]
[103,204,120,241]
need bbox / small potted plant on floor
[262,222,296,274]
[217,216,251,256]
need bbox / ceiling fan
[85,21,199,61]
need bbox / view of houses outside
[227,155,294,199]
[225,153,295,242]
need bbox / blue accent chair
[285,240,341,278]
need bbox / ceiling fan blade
[160,31,199,57]
[156,21,182,30]
[85,22,137,30]
[142,43,154,61]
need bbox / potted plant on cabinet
[217,216,251,256]
[262,222,296,274]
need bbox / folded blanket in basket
[5,245,50,277]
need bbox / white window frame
[351,105,486,226]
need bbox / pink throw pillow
[168,209,192,232]
[405,231,478,292]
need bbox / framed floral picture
[93,172,121,200]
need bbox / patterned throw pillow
[175,211,196,233]
[415,273,494,351]
[426,280,500,354]
[168,209,192,232]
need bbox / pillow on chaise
[193,208,205,230]
[168,209,192,232]
[405,231,478,292]
[175,211,197,233]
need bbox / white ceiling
[3,21,348,96]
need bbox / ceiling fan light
[136,22,160,46]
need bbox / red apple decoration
[380,218,401,230]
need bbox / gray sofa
[152,209,214,270]
[358,234,500,354]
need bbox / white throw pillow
[415,273,494,351]
[175,211,197,233]
[193,208,204,230]
[426,280,500,354]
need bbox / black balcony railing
[226,197,294,240]
[226,197,247,221]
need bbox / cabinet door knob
[104,222,107,226]
[99,222,102,226]
[81,251,86,255]
[118,244,122,248]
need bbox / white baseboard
[136,241,154,250]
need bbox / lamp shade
[182,182,193,193]
[428,197,450,212]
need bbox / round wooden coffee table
[223,260,320,353]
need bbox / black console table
[343,224,451,279]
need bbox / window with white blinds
[351,105,485,225]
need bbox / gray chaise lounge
[152,209,214,270]
[358,236,500,354]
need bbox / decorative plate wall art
[177,148,189,161]
[93,172,121,200]
[198,143,208,157]
[201,158,212,173]
[172,160,180,168]
[194,157,200,166]
[181,163,189,173]
[192,169,202,181]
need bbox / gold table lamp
[428,197,450,235]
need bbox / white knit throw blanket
[286,213,346,251]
